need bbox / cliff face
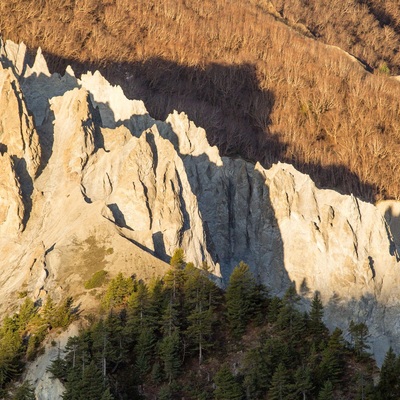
[1,38,400,374]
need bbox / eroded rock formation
[1,39,400,387]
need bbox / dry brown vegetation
[271,0,400,73]
[2,0,400,201]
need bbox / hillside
[2,0,400,201]
[1,35,400,366]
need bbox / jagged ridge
[0,39,400,376]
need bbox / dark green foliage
[349,321,370,359]
[276,284,305,345]
[309,292,328,344]
[47,353,67,380]
[294,366,314,400]
[17,299,37,331]
[151,361,163,384]
[242,347,272,399]
[214,363,243,400]
[84,270,108,290]
[318,328,346,385]
[43,296,76,329]
[62,361,107,400]
[42,255,386,399]
[12,380,35,400]
[267,296,283,323]
[318,380,334,400]
[134,327,155,378]
[157,384,173,400]
[375,347,400,399]
[225,262,256,338]
[268,363,295,400]
[100,388,114,400]
[183,263,217,364]
[102,273,134,309]
[0,295,76,393]
[158,330,181,384]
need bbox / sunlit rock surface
[1,41,400,396]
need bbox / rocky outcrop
[1,39,400,385]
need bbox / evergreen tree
[184,262,217,364]
[214,363,243,400]
[45,296,76,329]
[268,363,294,400]
[12,380,35,400]
[318,328,346,386]
[161,299,180,337]
[249,283,269,325]
[268,297,283,323]
[276,284,305,343]
[47,349,67,380]
[242,347,271,399]
[349,321,370,359]
[158,330,181,384]
[17,298,37,332]
[148,277,167,333]
[100,388,114,400]
[170,248,185,268]
[126,280,151,337]
[376,346,399,399]
[134,326,156,378]
[318,380,333,400]
[104,311,129,369]
[165,249,186,301]
[294,366,313,400]
[42,296,56,329]
[226,262,255,338]
[103,273,134,309]
[309,292,328,344]
[0,316,23,387]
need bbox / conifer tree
[268,297,283,323]
[184,262,217,364]
[12,380,35,400]
[309,292,328,344]
[318,380,334,400]
[134,326,156,378]
[249,283,269,325]
[17,298,37,332]
[126,280,151,336]
[376,346,399,399]
[165,249,186,301]
[104,311,129,369]
[73,361,107,399]
[100,388,114,400]
[294,366,314,400]
[268,363,294,400]
[349,321,370,359]
[226,262,255,338]
[242,347,271,399]
[42,296,56,328]
[214,363,243,400]
[276,284,305,342]
[103,273,134,309]
[319,328,346,386]
[158,330,181,384]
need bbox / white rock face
[1,40,400,394]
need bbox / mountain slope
[1,40,400,369]
[2,0,400,200]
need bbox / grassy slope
[2,0,400,201]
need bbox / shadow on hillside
[14,51,400,360]
[38,52,380,202]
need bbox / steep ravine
[1,39,400,396]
